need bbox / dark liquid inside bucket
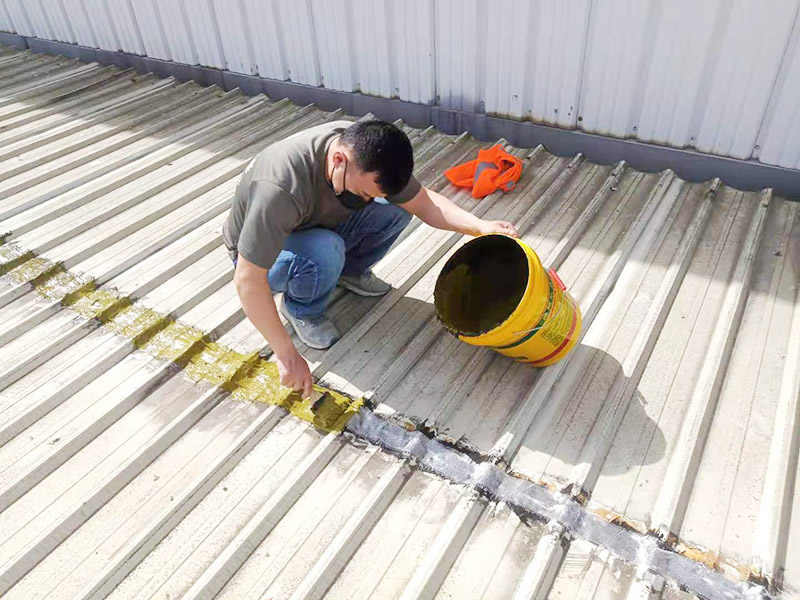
[434,235,529,336]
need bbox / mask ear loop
[337,157,348,196]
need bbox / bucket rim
[433,233,531,338]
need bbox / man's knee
[281,229,345,303]
[315,229,346,275]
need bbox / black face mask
[337,189,370,210]
[332,158,371,210]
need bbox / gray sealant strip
[345,409,772,600]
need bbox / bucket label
[489,278,579,365]
[526,288,579,365]
[539,287,575,346]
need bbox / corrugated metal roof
[0,47,799,600]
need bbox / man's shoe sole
[337,279,391,297]
[278,303,338,350]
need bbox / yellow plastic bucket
[434,234,582,366]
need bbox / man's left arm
[401,186,518,238]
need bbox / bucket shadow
[329,292,667,479]
[496,343,668,479]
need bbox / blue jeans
[233,200,411,319]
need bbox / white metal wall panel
[757,10,800,170]
[482,0,591,125]
[635,0,724,148]
[18,0,52,39]
[276,0,319,86]
[81,0,120,51]
[349,0,393,97]
[212,0,255,75]
[60,0,99,47]
[435,0,484,113]
[157,0,197,65]
[311,0,356,92]
[103,0,144,55]
[579,0,656,138]
[692,0,798,159]
[481,0,532,120]
[525,0,591,127]
[2,0,33,37]
[27,0,56,41]
[243,0,285,80]
[5,0,36,36]
[184,0,225,70]
[7,0,800,170]
[0,0,17,33]
[128,0,171,60]
[43,0,77,43]
[392,0,435,104]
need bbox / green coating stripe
[490,276,555,350]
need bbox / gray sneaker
[338,270,392,297]
[279,301,340,350]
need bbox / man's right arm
[233,254,312,398]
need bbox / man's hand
[275,348,313,399]
[478,219,519,238]
[234,255,314,399]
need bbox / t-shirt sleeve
[386,175,422,204]
[237,179,301,270]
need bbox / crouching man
[225,119,517,398]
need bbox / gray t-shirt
[222,120,421,269]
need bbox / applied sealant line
[344,410,772,600]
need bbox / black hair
[341,120,414,196]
